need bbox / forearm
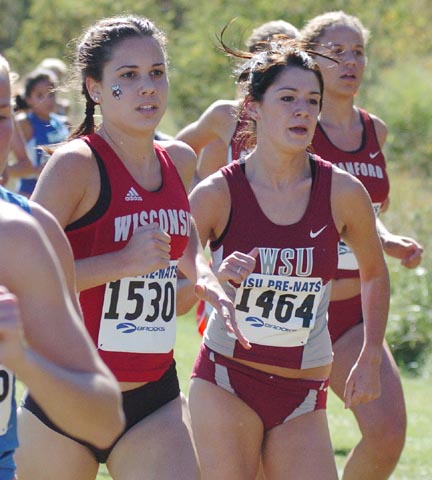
[177,244,214,315]
[16,348,124,447]
[360,269,390,361]
[75,250,128,292]
[6,161,40,178]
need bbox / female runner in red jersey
[16,15,243,480]
[301,11,423,480]
[180,32,390,479]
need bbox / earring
[111,84,122,100]
[92,96,99,103]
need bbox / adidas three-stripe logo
[125,187,143,201]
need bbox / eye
[330,46,345,56]
[353,49,365,57]
[309,98,319,105]
[121,71,136,79]
[150,68,164,78]
[281,95,295,102]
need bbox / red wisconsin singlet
[66,134,191,382]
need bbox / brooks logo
[116,322,137,333]
[125,187,143,201]
[245,317,264,327]
[310,225,327,238]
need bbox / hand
[382,234,423,269]
[217,248,259,285]
[343,354,382,409]
[120,223,171,276]
[194,281,251,350]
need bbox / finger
[344,381,354,409]
[247,247,259,259]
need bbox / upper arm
[0,208,97,370]
[331,167,387,280]
[189,173,231,247]
[176,100,237,153]
[164,140,197,192]
[197,138,228,181]
[10,119,30,163]
[14,115,32,142]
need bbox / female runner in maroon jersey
[180,31,390,479]
[16,15,242,480]
[301,11,423,480]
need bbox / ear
[244,97,260,122]
[86,77,101,103]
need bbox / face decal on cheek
[111,84,123,100]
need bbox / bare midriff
[121,381,148,392]
[227,356,332,380]
[330,277,361,301]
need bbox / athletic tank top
[65,134,191,382]
[19,112,69,195]
[0,187,30,461]
[311,109,390,279]
[204,156,339,369]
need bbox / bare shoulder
[331,163,369,196]
[208,99,240,118]
[330,165,373,231]
[32,137,101,226]
[162,139,197,190]
[190,169,229,207]
[46,137,95,173]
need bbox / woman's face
[26,78,57,118]
[91,35,169,135]
[314,24,366,98]
[0,73,13,170]
[251,65,321,153]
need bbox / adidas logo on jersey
[125,187,143,201]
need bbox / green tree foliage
[7,0,432,127]
[0,0,32,52]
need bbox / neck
[320,92,356,126]
[98,123,155,166]
[247,145,310,189]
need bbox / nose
[340,49,356,66]
[138,77,156,96]
[294,99,310,117]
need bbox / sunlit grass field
[94,310,432,479]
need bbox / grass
[96,310,432,479]
[15,305,431,479]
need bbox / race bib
[98,261,177,353]
[338,202,382,271]
[234,273,324,347]
[0,367,13,435]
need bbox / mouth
[289,126,308,135]
[136,104,157,112]
[340,73,356,81]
